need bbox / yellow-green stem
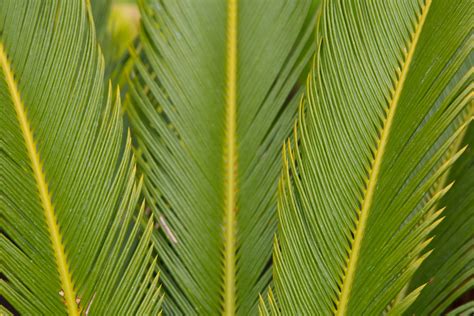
[223,0,238,315]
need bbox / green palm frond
[268,0,473,314]
[125,0,317,314]
[406,122,474,315]
[1,1,161,314]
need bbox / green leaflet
[271,0,472,314]
[1,1,161,314]
[125,0,317,314]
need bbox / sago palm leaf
[1,1,162,314]
[262,0,473,314]
[406,123,474,315]
[125,0,317,314]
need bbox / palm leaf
[405,122,474,315]
[269,0,473,314]
[1,1,161,314]
[125,0,317,314]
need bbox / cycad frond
[125,0,317,314]
[272,0,472,314]
[1,2,161,314]
[406,123,474,315]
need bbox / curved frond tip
[406,120,474,315]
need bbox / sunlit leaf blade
[406,123,474,315]
[125,0,317,313]
[0,1,161,314]
[272,0,472,314]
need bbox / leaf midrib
[223,0,238,315]
[0,43,79,316]
[334,1,432,314]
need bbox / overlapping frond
[272,0,472,314]
[406,122,474,315]
[0,1,161,314]
[125,0,317,314]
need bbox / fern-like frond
[125,0,317,314]
[406,121,474,315]
[272,0,472,314]
[0,1,161,314]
